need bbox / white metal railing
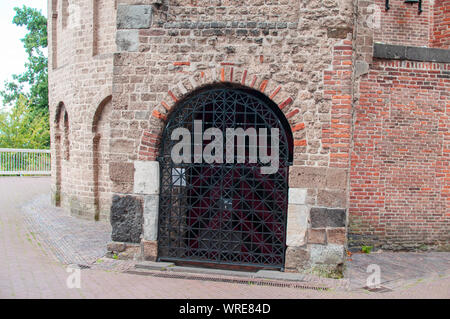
[0,148,51,176]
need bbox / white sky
[0,0,47,110]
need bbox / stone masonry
[48,0,449,272]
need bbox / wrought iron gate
[157,85,292,269]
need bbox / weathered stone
[308,229,326,244]
[117,5,152,29]
[118,244,141,260]
[317,189,347,208]
[373,43,450,63]
[310,208,346,228]
[110,139,135,153]
[355,60,369,78]
[134,161,160,195]
[284,246,309,272]
[107,241,127,253]
[141,240,158,261]
[110,162,135,182]
[325,168,348,189]
[110,195,143,243]
[288,188,307,205]
[289,166,327,188]
[106,242,141,260]
[143,194,159,241]
[286,205,309,246]
[327,228,346,245]
[116,30,139,52]
[327,27,352,39]
[306,189,317,205]
[309,244,345,265]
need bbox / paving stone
[2,178,449,298]
[135,261,175,271]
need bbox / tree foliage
[0,6,49,149]
[1,6,48,115]
[0,95,50,149]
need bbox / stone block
[289,166,327,188]
[110,139,135,153]
[355,60,369,78]
[134,161,160,195]
[116,30,139,52]
[107,242,127,253]
[141,240,158,261]
[143,194,159,241]
[327,27,352,39]
[373,43,450,64]
[110,195,143,243]
[284,246,309,272]
[309,244,345,265]
[117,5,153,29]
[310,208,346,228]
[286,205,309,246]
[325,168,348,189]
[288,188,307,205]
[308,229,326,244]
[317,189,347,208]
[110,162,135,182]
[106,242,141,260]
[327,228,346,245]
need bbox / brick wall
[431,0,450,48]
[373,0,449,49]
[373,0,432,47]
[349,59,450,250]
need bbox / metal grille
[158,85,291,269]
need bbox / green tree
[1,6,48,115]
[0,95,50,149]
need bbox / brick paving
[0,177,449,299]
[346,251,450,290]
[22,193,112,266]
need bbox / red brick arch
[138,65,306,161]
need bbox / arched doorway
[157,84,293,270]
[92,96,112,221]
[54,102,69,207]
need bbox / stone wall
[107,0,354,271]
[48,0,116,220]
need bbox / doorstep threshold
[135,261,308,282]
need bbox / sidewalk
[1,177,449,298]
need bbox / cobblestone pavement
[346,251,450,290]
[1,177,449,299]
[22,193,112,266]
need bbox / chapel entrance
[157,84,293,270]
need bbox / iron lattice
[157,86,291,269]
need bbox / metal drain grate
[77,264,91,269]
[125,270,329,291]
[363,285,392,293]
